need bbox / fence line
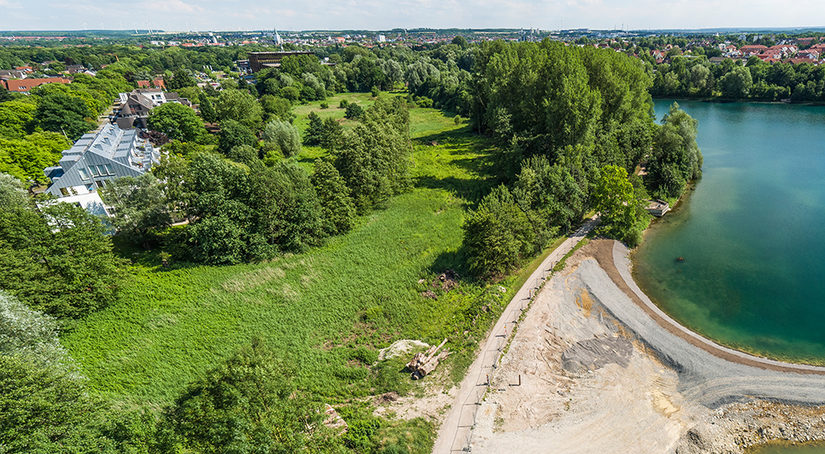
[448,261,558,452]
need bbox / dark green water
[634,100,825,363]
[747,443,825,454]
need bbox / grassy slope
[62,94,545,414]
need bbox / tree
[0,355,118,453]
[0,200,125,319]
[0,100,36,139]
[452,35,469,48]
[463,185,536,278]
[311,160,356,235]
[247,163,326,252]
[719,65,753,99]
[147,102,205,142]
[303,112,325,146]
[35,91,94,140]
[0,173,28,209]
[99,173,172,247]
[334,98,411,211]
[227,145,260,167]
[214,89,263,130]
[261,120,301,158]
[198,92,217,123]
[514,155,587,234]
[344,102,364,120]
[647,103,702,198]
[592,164,648,247]
[161,339,335,453]
[0,132,70,184]
[304,113,342,150]
[259,95,295,123]
[179,152,255,264]
[0,291,67,367]
[217,120,257,155]
[165,67,197,90]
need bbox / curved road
[432,217,599,454]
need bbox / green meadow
[62,95,547,431]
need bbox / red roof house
[2,77,71,92]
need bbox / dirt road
[431,217,598,454]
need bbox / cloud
[143,0,203,14]
[0,0,23,8]
[0,0,822,31]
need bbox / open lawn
[61,96,551,443]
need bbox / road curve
[431,217,598,454]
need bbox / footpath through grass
[62,94,547,423]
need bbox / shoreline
[632,178,825,368]
[469,239,825,453]
[602,240,825,376]
[652,96,825,107]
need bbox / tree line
[651,56,825,102]
[461,41,701,277]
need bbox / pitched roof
[3,77,71,92]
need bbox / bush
[339,99,349,109]
[371,86,380,97]
[320,102,329,109]
[345,102,365,120]
[414,96,434,108]
[453,115,461,124]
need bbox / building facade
[115,89,191,129]
[44,124,159,214]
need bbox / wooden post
[518,374,521,386]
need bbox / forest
[0,39,700,452]
[650,55,825,101]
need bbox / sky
[0,0,823,32]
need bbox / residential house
[0,69,28,79]
[65,64,86,74]
[797,49,820,60]
[43,124,158,216]
[2,77,71,93]
[115,89,191,129]
[135,77,166,89]
[740,45,768,56]
[651,49,666,63]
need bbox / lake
[634,100,825,363]
[747,443,825,454]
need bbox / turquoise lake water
[634,100,825,363]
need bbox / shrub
[344,102,365,120]
[320,102,329,109]
[371,86,380,97]
[453,115,461,124]
[339,99,349,109]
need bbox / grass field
[61,94,555,446]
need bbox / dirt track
[467,239,825,453]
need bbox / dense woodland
[0,39,700,452]
[650,56,825,101]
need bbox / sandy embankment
[470,240,825,454]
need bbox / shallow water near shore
[747,442,825,454]
[634,100,825,364]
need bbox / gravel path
[431,217,598,454]
[581,241,825,407]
